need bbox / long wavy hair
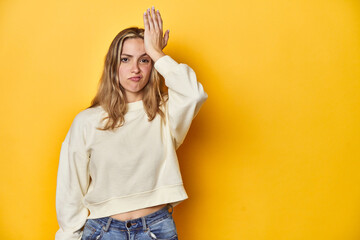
[88,27,168,131]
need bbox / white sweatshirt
[55,55,208,240]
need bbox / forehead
[121,38,145,55]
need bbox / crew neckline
[127,100,144,111]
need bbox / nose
[131,61,140,73]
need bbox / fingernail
[152,6,155,10]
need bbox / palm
[143,7,169,57]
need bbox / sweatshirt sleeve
[55,113,91,240]
[154,55,208,149]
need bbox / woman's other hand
[143,7,169,62]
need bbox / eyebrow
[121,53,149,57]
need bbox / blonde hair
[88,27,167,131]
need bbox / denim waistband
[91,204,174,232]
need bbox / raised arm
[143,7,208,149]
[154,55,208,149]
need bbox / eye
[121,58,128,62]
[140,58,150,63]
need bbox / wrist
[149,51,166,63]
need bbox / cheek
[141,65,153,80]
[118,66,128,78]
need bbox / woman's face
[118,38,152,102]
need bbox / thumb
[163,30,170,49]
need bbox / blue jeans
[81,204,178,240]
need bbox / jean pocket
[147,216,178,240]
[82,219,104,240]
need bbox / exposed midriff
[110,204,167,221]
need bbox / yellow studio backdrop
[0,0,359,239]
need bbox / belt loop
[104,217,112,232]
[141,217,147,230]
[167,204,173,215]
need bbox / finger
[151,7,159,30]
[143,11,149,30]
[146,8,154,30]
[156,10,163,31]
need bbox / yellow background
[1,0,359,239]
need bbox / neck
[125,93,143,103]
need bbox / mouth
[129,76,142,82]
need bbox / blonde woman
[55,7,207,240]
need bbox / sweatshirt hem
[85,184,188,219]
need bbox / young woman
[55,7,207,240]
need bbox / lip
[129,76,142,82]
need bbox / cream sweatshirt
[55,55,208,240]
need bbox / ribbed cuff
[154,55,179,77]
